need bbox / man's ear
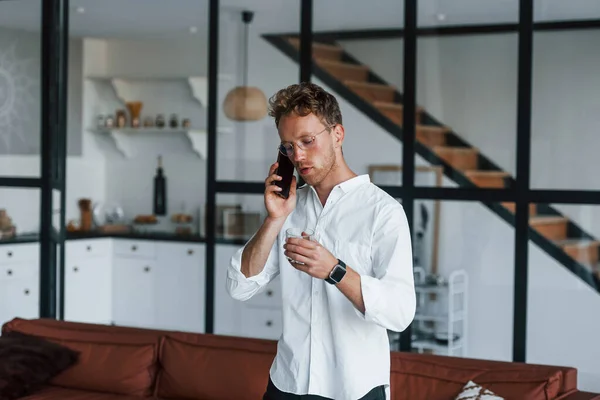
[333,124,345,148]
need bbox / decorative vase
[116,110,127,128]
[156,114,165,128]
[169,114,179,128]
[126,101,143,128]
[143,116,154,128]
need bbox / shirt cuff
[353,274,382,322]
[228,246,272,286]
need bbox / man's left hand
[284,236,337,279]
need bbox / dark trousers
[263,378,386,400]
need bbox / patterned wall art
[0,38,40,155]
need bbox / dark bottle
[153,155,167,215]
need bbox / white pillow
[455,380,504,399]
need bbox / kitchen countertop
[0,230,248,246]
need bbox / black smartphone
[274,152,295,199]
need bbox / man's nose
[292,147,306,163]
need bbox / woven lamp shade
[223,86,268,121]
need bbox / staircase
[265,34,600,293]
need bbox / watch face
[331,264,346,282]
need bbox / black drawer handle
[7,251,12,257]
[266,320,272,327]
[187,249,194,255]
[7,269,12,276]
[144,266,150,272]
[131,245,138,251]
[24,289,30,296]
[73,266,79,272]
[86,245,91,251]
[266,290,273,297]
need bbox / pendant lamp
[223,11,268,122]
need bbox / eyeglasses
[278,125,333,157]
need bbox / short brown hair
[268,82,342,128]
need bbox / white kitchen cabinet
[111,239,206,333]
[155,242,205,333]
[0,279,39,328]
[64,239,112,325]
[214,244,242,336]
[112,255,156,329]
[0,243,39,327]
[239,307,283,341]
[214,243,283,340]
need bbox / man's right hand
[264,162,297,220]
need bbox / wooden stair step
[432,146,479,171]
[315,59,370,82]
[530,216,569,241]
[344,80,396,103]
[464,170,510,188]
[501,202,537,216]
[373,101,424,125]
[556,239,600,265]
[288,37,343,61]
[416,125,449,147]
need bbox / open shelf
[89,127,233,159]
[411,267,468,357]
[412,337,464,355]
[86,73,237,158]
[86,74,233,107]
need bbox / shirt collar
[336,174,371,194]
[303,174,371,201]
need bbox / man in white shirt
[227,82,416,400]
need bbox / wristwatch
[325,259,347,285]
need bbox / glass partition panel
[392,199,515,361]
[0,0,42,178]
[217,1,300,183]
[0,187,40,327]
[530,25,600,190]
[527,202,600,393]
[415,2,518,188]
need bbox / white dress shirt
[227,174,416,400]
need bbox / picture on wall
[368,165,442,275]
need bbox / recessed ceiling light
[189,26,198,34]
[76,6,85,14]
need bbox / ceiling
[0,0,598,38]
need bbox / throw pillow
[0,331,79,400]
[455,380,504,400]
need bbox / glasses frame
[277,124,335,157]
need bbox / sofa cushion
[18,386,156,400]
[49,339,156,397]
[2,319,160,397]
[390,353,565,400]
[0,331,79,400]
[156,335,275,400]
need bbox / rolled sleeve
[354,204,416,332]
[226,233,281,302]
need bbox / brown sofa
[1,317,598,400]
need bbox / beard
[298,145,337,186]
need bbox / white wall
[341,30,600,391]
